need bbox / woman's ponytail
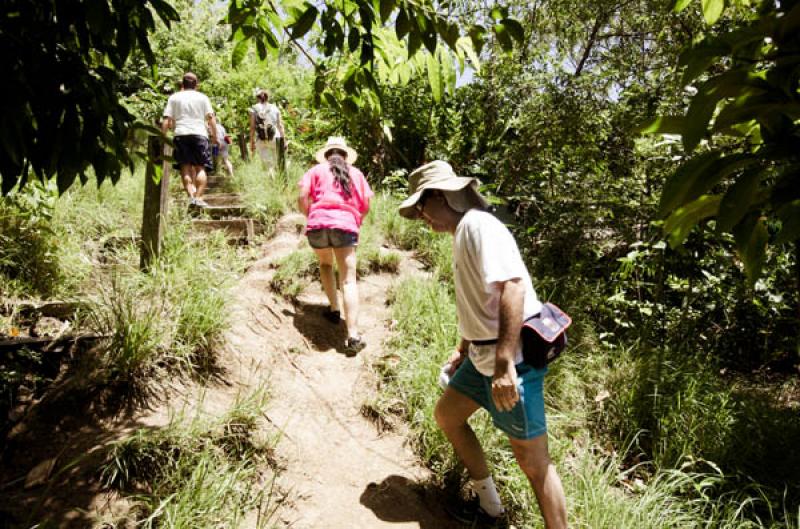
[327,152,352,199]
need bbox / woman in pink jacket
[298,137,374,353]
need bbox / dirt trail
[0,213,460,528]
[217,213,458,528]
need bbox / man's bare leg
[194,164,207,199]
[509,434,567,529]
[434,387,488,480]
[180,164,196,198]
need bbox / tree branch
[575,15,604,77]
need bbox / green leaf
[663,194,721,247]
[702,0,725,25]
[500,18,524,44]
[682,91,719,153]
[659,151,721,217]
[348,27,360,52]
[436,20,459,49]
[494,23,513,52]
[290,5,318,40]
[716,167,762,233]
[408,31,422,57]
[733,213,768,285]
[636,115,685,135]
[469,25,487,55]
[490,6,508,20]
[231,38,248,68]
[457,37,481,73]
[379,0,396,23]
[672,0,694,12]
[714,101,800,131]
[685,153,758,205]
[396,8,410,40]
[422,29,438,54]
[427,52,442,103]
[775,200,800,245]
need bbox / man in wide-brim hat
[400,161,567,528]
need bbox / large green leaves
[645,0,800,284]
[1,0,179,194]
[227,0,521,122]
[701,0,725,25]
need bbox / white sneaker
[195,198,209,207]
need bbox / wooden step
[191,218,255,243]
[202,193,242,206]
[198,205,249,219]
[205,175,227,186]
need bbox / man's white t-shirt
[163,90,214,137]
[453,208,542,376]
[250,102,282,139]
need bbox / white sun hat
[315,136,358,164]
[399,160,489,219]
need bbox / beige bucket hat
[399,160,489,219]
[315,136,358,164]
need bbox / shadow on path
[288,301,352,357]
[360,474,463,528]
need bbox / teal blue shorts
[448,357,548,440]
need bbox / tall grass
[269,248,317,300]
[376,274,800,528]
[229,158,301,236]
[371,190,452,280]
[0,181,64,298]
[101,389,279,528]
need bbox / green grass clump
[230,159,302,236]
[87,220,237,388]
[101,390,278,528]
[269,248,317,300]
[0,181,63,298]
[371,191,453,281]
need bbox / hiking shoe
[345,336,366,354]
[195,198,209,207]
[322,308,341,324]
[444,497,509,528]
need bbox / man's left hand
[491,361,519,412]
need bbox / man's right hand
[445,348,466,375]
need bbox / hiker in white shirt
[161,72,218,208]
[249,89,287,175]
[399,161,568,529]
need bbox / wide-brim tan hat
[315,136,358,164]
[399,160,489,219]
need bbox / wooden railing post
[140,136,170,271]
[238,132,249,162]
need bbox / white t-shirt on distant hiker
[163,89,214,138]
[249,102,282,139]
[453,208,542,376]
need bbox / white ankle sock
[471,476,505,517]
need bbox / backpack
[254,104,276,141]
